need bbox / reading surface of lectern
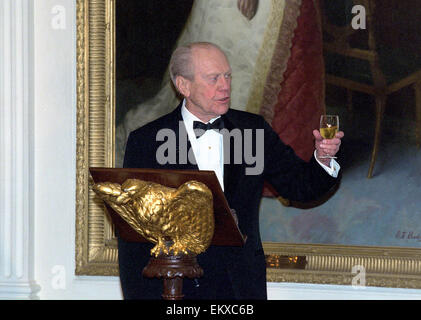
[89,167,246,300]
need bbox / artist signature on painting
[395,231,421,242]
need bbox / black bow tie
[193,118,225,138]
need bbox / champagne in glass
[319,115,339,159]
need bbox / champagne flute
[319,115,339,159]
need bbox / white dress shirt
[181,101,225,190]
[314,150,340,178]
[181,100,340,192]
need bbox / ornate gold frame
[75,0,117,276]
[75,0,421,288]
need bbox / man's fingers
[321,138,341,145]
[314,130,344,141]
[336,131,345,139]
[313,129,322,140]
[320,131,344,144]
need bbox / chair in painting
[321,0,421,178]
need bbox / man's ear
[175,76,191,97]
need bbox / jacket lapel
[221,113,244,200]
[171,103,198,170]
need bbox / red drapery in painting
[262,0,325,197]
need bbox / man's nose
[217,76,230,91]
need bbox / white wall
[0,0,420,300]
[267,283,421,300]
[32,0,122,299]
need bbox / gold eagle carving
[92,179,215,257]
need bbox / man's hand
[313,129,344,166]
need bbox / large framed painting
[75,0,421,288]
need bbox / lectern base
[142,254,203,300]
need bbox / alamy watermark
[351,265,366,289]
[51,5,66,30]
[155,122,264,175]
[351,5,366,30]
[51,264,66,290]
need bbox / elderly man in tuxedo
[119,42,344,299]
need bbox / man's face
[183,46,232,122]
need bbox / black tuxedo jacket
[119,103,339,300]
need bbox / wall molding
[0,0,40,299]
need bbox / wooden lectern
[89,167,246,300]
